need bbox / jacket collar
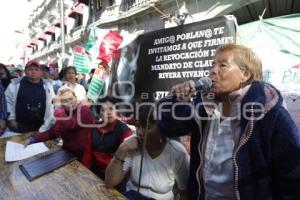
[97,120,118,133]
[241,82,282,131]
[200,85,251,118]
[197,82,283,133]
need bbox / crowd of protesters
[1,43,299,200]
[0,59,190,200]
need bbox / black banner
[109,16,236,103]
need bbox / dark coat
[157,82,300,200]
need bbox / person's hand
[22,134,37,147]
[77,74,84,81]
[171,80,196,102]
[0,120,6,136]
[116,136,139,158]
[52,96,61,105]
[124,136,139,151]
[22,139,31,147]
[8,120,18,132]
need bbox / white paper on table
[5,141,49,162]
[0,128,20,139]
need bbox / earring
[240,81,244,89]
[159,138,163,144]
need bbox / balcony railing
[105,4,120,16]
[27,0,162,60]
[121,0,150,12]
[66,27,82,44]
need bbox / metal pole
[59,0,66,66]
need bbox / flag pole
[59,0,66,67]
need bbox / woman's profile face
[136,123,158,145]
[99,101,117,124]
[210,51,250,95]
[0,67,7,79]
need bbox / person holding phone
[105,105,190,200]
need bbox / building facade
[20,0,299,65]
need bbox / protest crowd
[1,43,299,200]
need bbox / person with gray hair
[157,43,300,199]
[23,89,94,161]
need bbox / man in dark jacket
[0,81,7,136]
[157,44,300,199]
[5,60,55,133]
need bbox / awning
[30,38,38,45]
[54,17,67,28]
[68,3,85,18]
[239,13,300,93]
[45,26,55,35]
[78,0,88,5]
[38,34,48,41]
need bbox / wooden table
[0,134,127,200]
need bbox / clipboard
[19,148,77,181]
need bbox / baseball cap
[25,60,40,69]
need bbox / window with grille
[96,0,102,11]
[74,15,83,28]
[43,40,47,47]
[109,0,115,6]
[51,33,55,42]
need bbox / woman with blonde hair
[158,44,300,199]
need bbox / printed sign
[109,16,236,102]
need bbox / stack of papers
[5,141,49,162]
[0,128,20,139]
